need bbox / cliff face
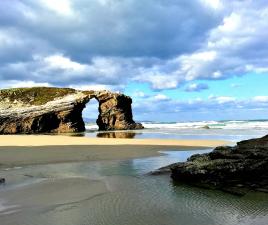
[0,87,143,134]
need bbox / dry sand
[0,135,229,147]
[0,135,230,167]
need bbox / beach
[0,135,267,225]
[1,0,267,223]
[0,135,228,167]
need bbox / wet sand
[1,151,267,225]
[0,145,209,168]
[1,136,266,225]
[0,135,230,167]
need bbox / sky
[0,0,268,122]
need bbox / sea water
[85,119,268,142]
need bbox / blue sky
[0,0,268,121]
[124,73,268,121]
[125,73,268,101]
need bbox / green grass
[0,87,76,105]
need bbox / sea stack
[0,87,143,134]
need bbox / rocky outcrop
[0,87,143,134]
[94,91,143,130]
[169,135,268,195]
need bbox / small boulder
[0,178,5,184]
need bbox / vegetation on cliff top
[0,87,76,105]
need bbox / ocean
[85,119,268,142]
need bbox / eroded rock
[171,135,268,194]
[167,135,268,195]
[93,91,144,131]
[0,87,143,134]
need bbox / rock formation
[0,178,5,184]
[0,87,143,134]
[169,135,268,195]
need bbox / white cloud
[200,0,223,10]
[185,83,209,92]
[252,96,268,103]
[216,96,236,104]
[69,84,123,92]
[40,0,73,16]
[0,80,51,89]
[218,13,241,33]
[208,96,236,104]
[43,54,86,71]
[153,94,170,101]
[179,51,218,81]
[135,73,179,90]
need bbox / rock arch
[0,87,143,134]
[88,90,143,131]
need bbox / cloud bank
[0,0,267,120]
[132,94,268,121]
[2,0,267,89]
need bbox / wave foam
[142,120,268,130]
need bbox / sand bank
[0,135,230,167]
[0,135,229,147]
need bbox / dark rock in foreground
[170,135,268,195]
[0,87,143,134]
[0,178,5,184]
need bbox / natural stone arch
[90,91,142,131]
[82,96,99,129]
[0,87,143,134]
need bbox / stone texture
[169,135,268,195]
[94,91,143,130]
[0,87,143,134]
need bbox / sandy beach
[0,136,266,225]
[0,135,230,167]
[0,135,229,147]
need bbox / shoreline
[0,145,210,168]
[0,135,230,147]
[0,135,230,168]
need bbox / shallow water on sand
[85,128,268,142]
[0,149,267,225]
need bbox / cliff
[0,87,143,134]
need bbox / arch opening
[82,97,99,132]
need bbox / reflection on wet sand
[97,131,140,139]
[1,151,267,225]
